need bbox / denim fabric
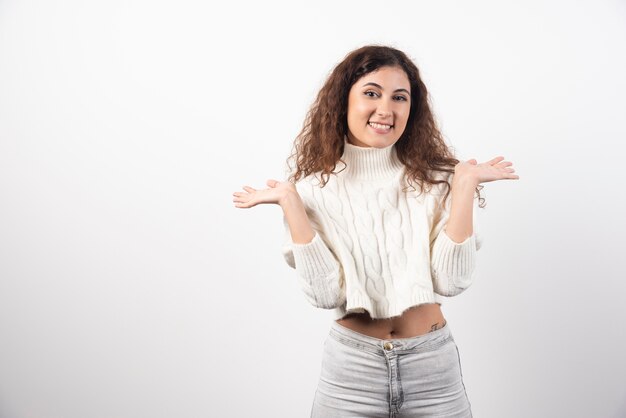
[311,320,473,417]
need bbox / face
[346,66,411,148]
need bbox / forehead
[355,66,411,90]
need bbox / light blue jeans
[311,320,473,417]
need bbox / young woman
[233,45,518,417]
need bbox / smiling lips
[368,121,393,133]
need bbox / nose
[376,100,392,118]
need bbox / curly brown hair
[285,44,484,208]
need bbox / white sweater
[282,137,483,320]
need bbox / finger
[234,195,251,206]
[487,156,505,165]
[502,172,519,178]
[242,186,256,192]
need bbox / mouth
[368,121,393,132]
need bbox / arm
[280,189,346,309]
[430,155,518,296]
[430,173,482,297]
[445,174,478,243]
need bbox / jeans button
[384,342,394,350]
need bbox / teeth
[369,122,392,130]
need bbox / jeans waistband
[329,319,454,355]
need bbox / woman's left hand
[454,156,519,185]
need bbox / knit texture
[282,137,483,320]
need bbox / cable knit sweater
[281,137,483,320]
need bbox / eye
[364,90,379,98]
[394,95,409,101]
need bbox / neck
[340,136,405,180]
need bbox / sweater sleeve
[281,215,346,309]
[429,185,483,297]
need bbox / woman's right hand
[232,179,297,209]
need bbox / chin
[369,137,396,148]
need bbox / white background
[1,1,625,417]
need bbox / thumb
[266,179,279,187]
[467,159,478,165]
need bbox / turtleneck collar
[339,135,405,181]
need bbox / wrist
[452,170,479,189]
[279,189,303,209]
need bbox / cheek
[349,99,373,118]
[348,105,370,127]
[398,107,411,126]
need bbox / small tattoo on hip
[430,319,446,332]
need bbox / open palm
[456,156,519,184]
[232,179,296,208]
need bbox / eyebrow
[362,82,410,95]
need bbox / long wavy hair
[285,44,485,208]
